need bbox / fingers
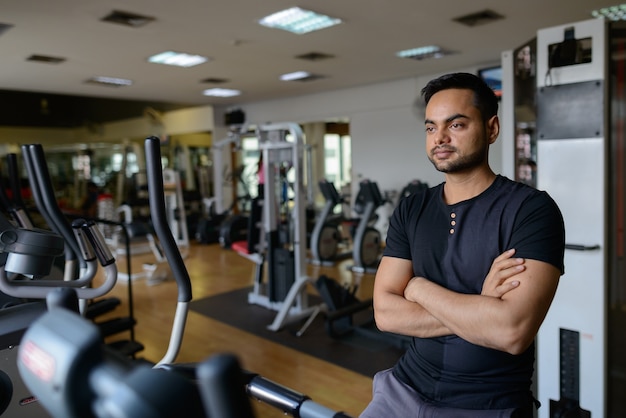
[494,248,516,262]
[492,249,525,276]
[498,259,525,280]
[482,263,524,296]
[493,279,520,298]
[482,249,525,297]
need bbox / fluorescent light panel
[280,71,312,81]
[396,45,451,60]
[279,71,325,82]
[86,76,133,87]
[259,7,342,34]
[203,88,241,97]
[148,51,208,67]
[592,4,626,20]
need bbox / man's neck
[442,168,497,205]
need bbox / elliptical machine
[398,179,429,202]
[349,179,386,274]
[16,136,353,418]
[309,179,352,266]
[0,206,119,417]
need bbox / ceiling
[0,0,611,127]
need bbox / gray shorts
[359,368,529,418]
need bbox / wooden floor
[97,242,377,418]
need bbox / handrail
[564,243,601,251]
[144,136,191,366]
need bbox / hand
[481,249,525,298]
[404,276,425,302]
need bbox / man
[360,73,565,418]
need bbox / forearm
[372,256,453,338]
[405,277,529,353]
[373,289,452,338]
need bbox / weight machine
[502,17,610,417]
[239,123,324,334]
[210,125,253,216]
[209,126,259,248]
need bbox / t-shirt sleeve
[383,194,415,260]
[509,191,565,274]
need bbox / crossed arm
[372,249,561,355]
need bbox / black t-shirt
[384,175,565,410]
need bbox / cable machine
[210,126,256,216]
[503,17,613,418]
[246,122,324,333]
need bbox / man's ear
[487,115,500,144]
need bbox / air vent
[101,10,155,27]
[453,9,504,27]
[296,52,335,61]
[0,23,13,36]
[27,55,66,64]
[201,78,229,84]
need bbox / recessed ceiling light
[203,88,241,97]
[592,4,626,20]
[280,71,312,81]
[85,76,133,87]
[259,7,342,34]
[148,51,209,68]
[396,45,454,60]
[279,71,325,82]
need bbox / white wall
[216,66,505,201]
[349,104,441,195]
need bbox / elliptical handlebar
[144,136,192,366]
[0,217,117,300]
[144,136,192,303]
[319,179,344,207]
[22,144,87,272]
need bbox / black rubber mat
[189,287,404,377]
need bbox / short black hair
[420,72,498,122]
